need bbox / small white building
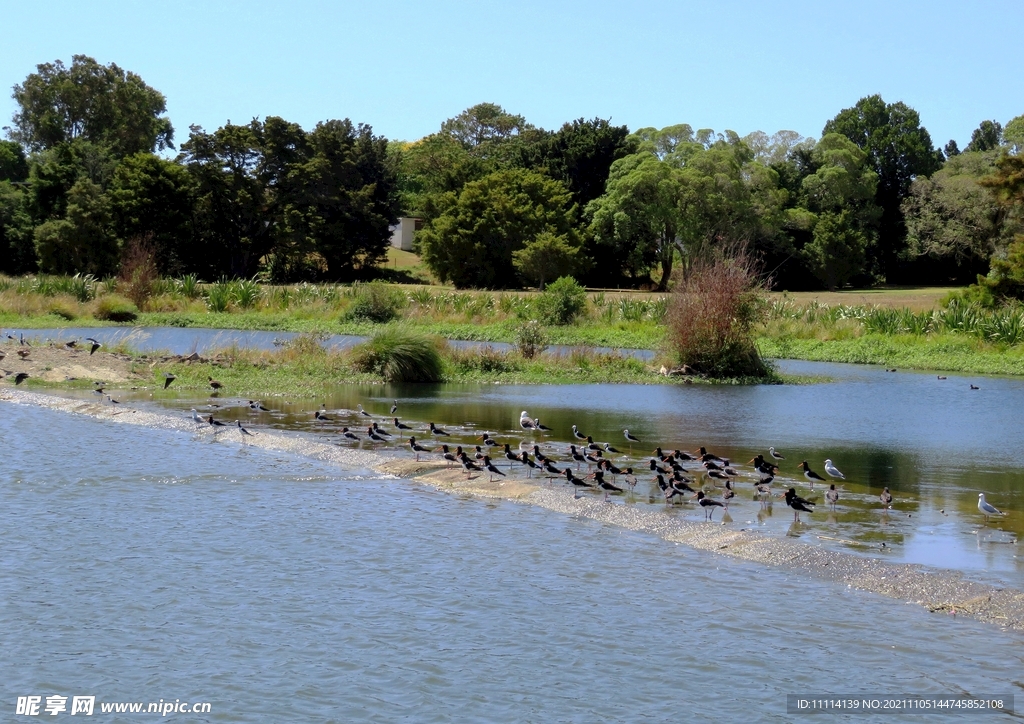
[389,217,422,252]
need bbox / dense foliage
[1,56,1022,294]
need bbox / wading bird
[799,460,826,489]
[237,420,254,436]
[208,376,223,391]
[785,488,815,522]
[409,436,429,461]
[429,422,450,437]
[880,487,893,509]
[978,493,1005,521]
[341,427,360,440]
[694,491,725,521]
[86,338,101,355]
[826,484,840,511]
[824,459,845,479]
[520,411,537,430]
[769,446,785,460]
[163,372,176,389]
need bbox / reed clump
[350,327,444,382]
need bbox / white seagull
[824,459,845,479]
[978,493,1005,521]
[519,411,537,430]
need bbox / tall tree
[440,102,531,150]
[9,55,174,156]
[0,181,35,273]
[108,153,196,275]
[823,95,941,281]
[964,120,1003,153]
[903,151,1011,283]
[0,140,29,182]
[33,178,118,275]
[1004,115,1024,156]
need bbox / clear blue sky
[1,0,1021,149]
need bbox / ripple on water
[1,402,1023,722]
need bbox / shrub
[666,250,770,378]
[231,278,262,309]
[537,276,587,325]
[346,282,407,323]
[93,294,139,322]
[513,320,548,359]
[118,236,160,310]
[350,328,443,382]
[175,274,202,299]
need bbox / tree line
[1,55,1022,294]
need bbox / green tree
[823,95,941,281]
[586,152,681,288]
[903,151,1012,282]
[801,211,868,290]
[796,134,879,288]
[108,153,196,275]
[512,231,586,289]
[10,55,174,156]
[964,120,1003,153]
[0,141,29,182]
[0,181,35,273]
[440,102,531,151]
[975,154,1024,299]
[34,178,118,275]
[1003,114,1024,156]
[418,168,577,288]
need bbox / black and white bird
[503,443,520,469]
[371,422,391,438]
[826,484,840,511]
[482,455,506,481]
[390,399,398,415]
[603,442,621,454]
[314,410,332,422]
[534,419,552,431]
[593,470,623,500]
[106,394,121,406]
[163,372,177,389]
[520,451,541,478]
[824,459,845,479]
[880,487,893,509]
[571,425,587,441]
[393,417,412,430]
[520,411,537,430]
[86,337,101,355]
[623,429,641,444]
[437,444,458,468]
[367,426,386,442]
[799,461,826,489]
[248,400,271,412]
[568,445,587,469]
[409,436,429,461]
[357,404,372,418]
[785,488,815,522]
[341,427,360,440]
[237,420,254,436]
[656,474,685,502]
[207,414,227,427]
[564,468,594,490]
[694,491,725,521]
[978,493,1005,521]
[207,376,223,391]
[768,446,785,460]
[14,372,29,385]
[429,422,450,437]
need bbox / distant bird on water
[429,422,450,437]
[880,487,893,509]
[163,372,177,389]
[86,337,101,355]
[237,420,254,436]
[393,417,412,430]
[390,399,398,415]
[357,404,372,418]
[978,493,1005,521]
[534,419,552,431]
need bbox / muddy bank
[5,388,1024,633]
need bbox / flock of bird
[181,395,1010,526]
[2,330,1011,526]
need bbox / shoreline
[4,387,1023,633]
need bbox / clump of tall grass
[444,346,522,374]
[93,294,139,322]
[350,328,444,382]
[666,250,770,378]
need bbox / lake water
[2,402,1022,722]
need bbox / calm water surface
[2,404,1022,722]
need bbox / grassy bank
[6,274,1024,378]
